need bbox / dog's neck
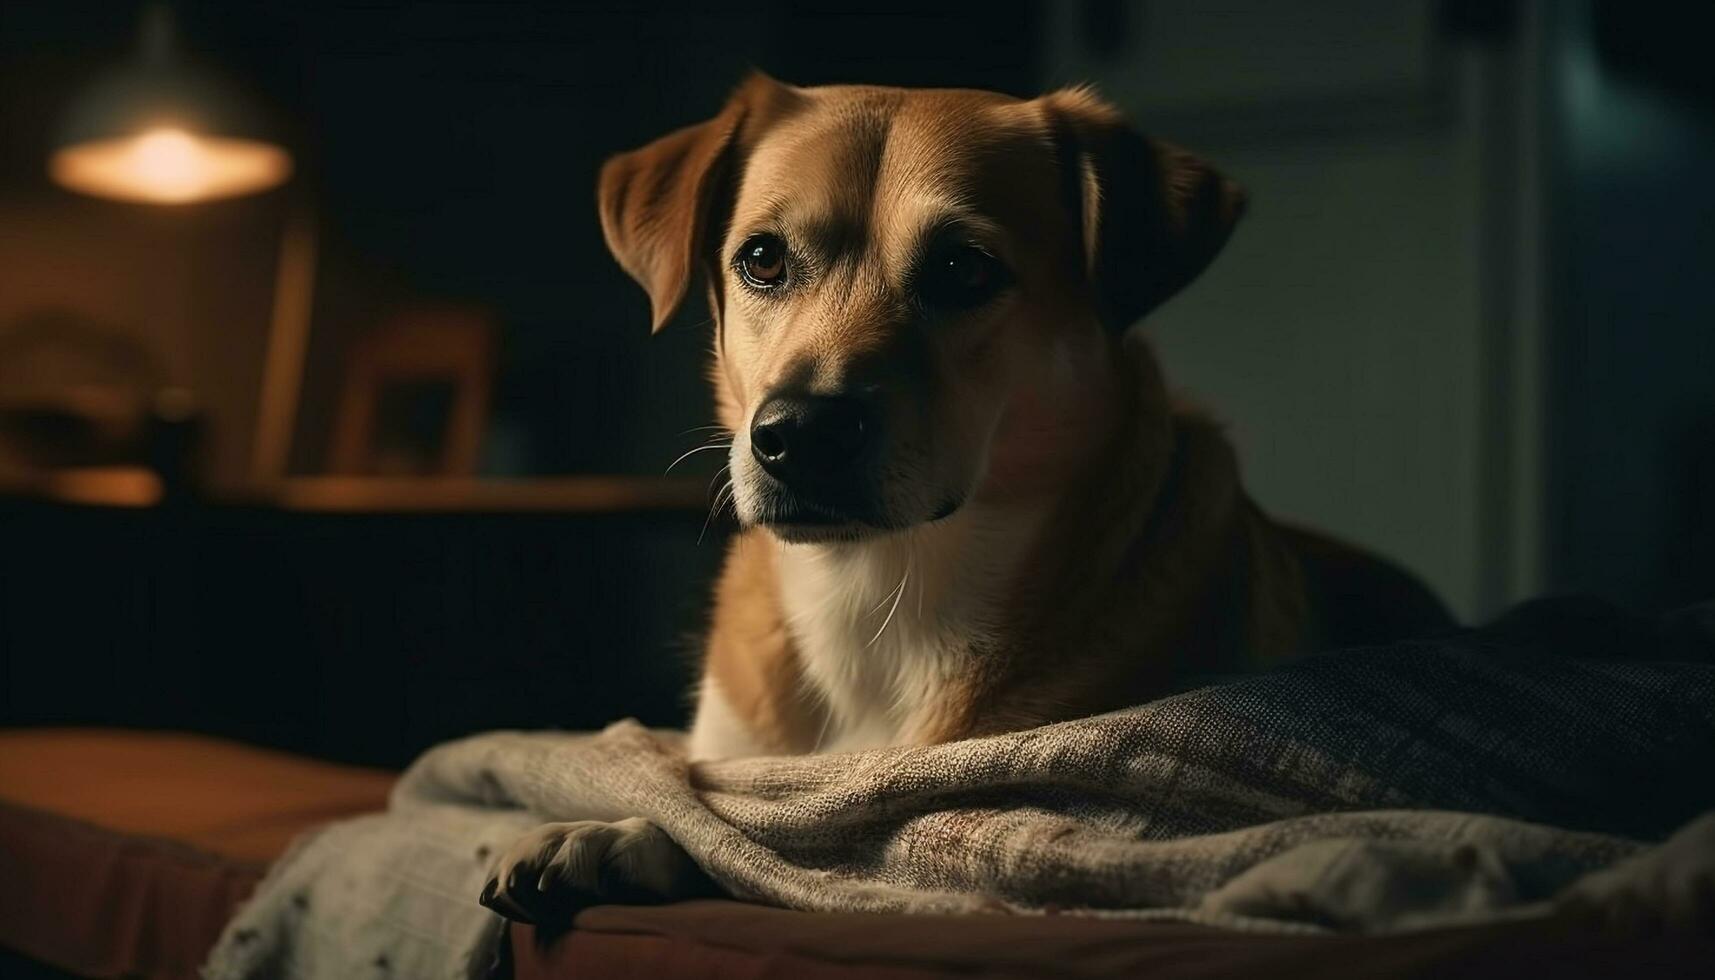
[776,500,1054,751]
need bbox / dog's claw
[478,875,532,923]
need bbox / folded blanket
[205,598,1715,979]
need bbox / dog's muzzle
[748,392,879,525]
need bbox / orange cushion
[0,728,395,864]
[0,728,394,979]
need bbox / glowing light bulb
[50,125,292,204]
[128,128,202,199]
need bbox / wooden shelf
[0,467,163,508]
[261,475,710,514]
[0,469,714,514]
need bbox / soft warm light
[50,126,291,204]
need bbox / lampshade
[48,4,292,205]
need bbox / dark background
[0,1,1710,767]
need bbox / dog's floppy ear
[1040,86,1247,330]
[598,74,796,333]
[598,99,744,333]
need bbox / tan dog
[481,75,1450,922]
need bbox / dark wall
[1544,0,1715,612]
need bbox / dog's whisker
[862,546,914,618]
[664,442,732,475]
[915,549,926,620]
[697,494,722,545]
[864,575,903,617]
[705,464,731,499]
[811,693,836,752]
[678,424,731,437]
[696,483,723,545]
[699,479,735,545]
[866,561,911,648]
[717,478,740,519]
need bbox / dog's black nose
[750,395,870,483]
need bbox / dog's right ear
[598,74,794,333]
[597,103,743,333]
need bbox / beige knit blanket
[205,625,1715,979]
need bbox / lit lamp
[48,3,292,204]
[45,2,315,492]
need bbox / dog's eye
[737,234,788,289]
[917,244,1009,310]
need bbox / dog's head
[599,76,1244,543]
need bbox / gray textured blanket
[205,601,1715,979]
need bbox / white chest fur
[775,504,1046,752]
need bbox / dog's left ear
[1039,87,1247,330]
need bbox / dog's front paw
[478,817,709,924]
